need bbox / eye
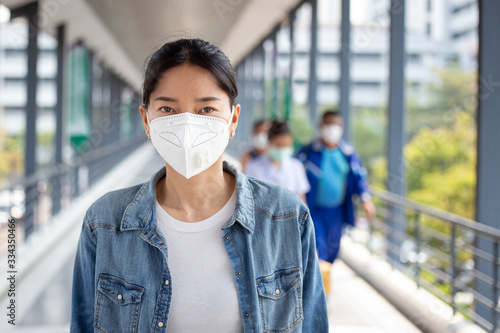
[199,107,216,114]
[159,106,174,113]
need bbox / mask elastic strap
[228,105,235,128]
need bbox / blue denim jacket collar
[120,160,255,234]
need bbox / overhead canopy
[3,0,301,90]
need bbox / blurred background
[0,0,498,332]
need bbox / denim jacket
[70,161,329,332]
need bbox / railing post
[414,212,421,287]
[339,0,351,141]
[308,0,318,122]
[9,2,39,238]
[476,0,500,328]
[52,24,65,216]
[272,29,279,119]
[450,224,457,314]
[386,0,407,264]
[288,10,295,120]
[257,43,268,119]
[492,242,499,332]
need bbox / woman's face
[140,63,240,138]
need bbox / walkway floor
[328,260,421,333]
[0,144,421,332]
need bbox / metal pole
[52,24,65,216]
[475,0,500,327]
[308,0,319,122]
[288,10,295,120]
[12,2,39,238]
[386,0,406,263]
[237,64,246,141]
[247,54,255,137]
[259,44,267,120]
[272,30,279,119]
[339,0,351,141]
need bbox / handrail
[0,136,145,191]
[371,187,500,241]
[365,186,500,333]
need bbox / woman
[70,39,328,332]
[244,120,310,203]
[240,119,270,171]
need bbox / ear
[230,104,241,138]
[139,104,150,139]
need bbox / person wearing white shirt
[244,120,310,203]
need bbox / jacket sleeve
[350,150,371,202]
[300,210,329,331]
[70,212,96,332]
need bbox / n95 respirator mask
[147,106,234,179]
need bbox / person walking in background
[244,120,310,202]
[296,110,376,292]
[240,119,269,170]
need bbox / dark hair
[142,38,238,108]
[322,110,341,121]
[268,120,291,141]
[253,119,268,132]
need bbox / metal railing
[0,136,146,255]
[353,188,500,333]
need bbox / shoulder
[288,157,306,169]
[339,140,358,157]
[85,183,144,227]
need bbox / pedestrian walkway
[0,144,421,332]
[328,260,421,333]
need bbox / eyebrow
[195,96,221,102]
[154,96,178,102]
[153,96,221,103]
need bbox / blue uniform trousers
[310,206,344,264]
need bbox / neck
[156,157,235,222]
[321,139,338,149]
[271,159,281,169]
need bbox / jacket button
[224,235,230,241]
[165,280,170,285]
[236,271,242,277]
[117,294,123,300]
[244,312,250,318]
[158,322,164,328]
[275,289,280,295]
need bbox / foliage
[0,133,24,186]
[0,131,56,186]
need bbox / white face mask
[321,124,343,144]
[252,132,268,150]
[147,106,234,179]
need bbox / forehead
[322,114,342,124]
[270,133,292,143]
[151,64,228,100]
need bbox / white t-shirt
[155,189,243,333]
[244,154,311,195]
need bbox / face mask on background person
[252,132,268,150]
[147,106,234,179]
[268,146,294,163]
[321,124,343,144]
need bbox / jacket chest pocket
[256,268,303,332]
[94,273,145,333]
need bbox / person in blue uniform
[296,110,375,266]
